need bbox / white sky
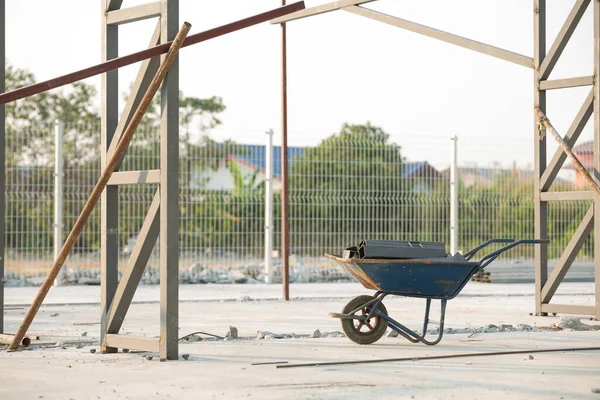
[5,0,593,170]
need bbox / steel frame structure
[101,0,179,359]
[272,0,599,319]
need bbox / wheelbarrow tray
[325,254,479,300]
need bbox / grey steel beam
[540,304,596,315]
[344,6,533,69]
[0,0,4,334]
[539,0,590,80]
[159,0,179,361]
[540,191,596,201]
[541,205,593,303]
[539,76,594,91]
[594,0,600,319]
[540,89,594,192]
[107,22,161,160]
[108,170,161,185]
[100,0,120,353]
[534,0,548,317]
[107,0,124,12]
[104,334,159,352]
[106,190,160,334]
[107,2,161,26]
[271,0,374,24]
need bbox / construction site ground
[1,281,599,399]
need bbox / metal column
[450,136,458,255]
[594,0,600,318]
[0,0,4,335]
[100,0,120,353]
[281,0,290,300]
[533,0,548,316]
[265,129,274,283]
[54,121,65,287]
[159,0,179,360]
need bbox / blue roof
[217,144,432,179]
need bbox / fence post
[450,135,458,255]
[53,120,64,286]
[264,129,274,283]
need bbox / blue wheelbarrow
[325,238,549,345]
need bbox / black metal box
[357,240,446,259]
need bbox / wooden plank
[540,304,596,315]
[344,6,533,69]
[104,334,159,352]
[541,205,593,303]
[107,2,161,25]
[539,76,594,90]
[271,0,374,24]
[540,191,596,201]
[108,170,161,185]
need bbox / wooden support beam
[540,304,596,315]
[539,76,594,91]
[271,0,374,24]
[540,89,594,192]
[540,191,596,201]
[104,334,159,352]
[541,205,593,303]
[107,2,161,25]
[540,0,591,80]
[344,6,534,69]
[105,190,160,334]
[108,170,161,185]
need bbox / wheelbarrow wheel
[341,295,388,345]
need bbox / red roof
[573,140,593,155]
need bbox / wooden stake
[8,22,192,350]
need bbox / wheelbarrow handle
[475,239,550,272]
[463,238,515,261]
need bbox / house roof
[219,144,438,179]
[573,140,593,155]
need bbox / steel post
[265,129,274,283]
[53,121,64,287]
[594,0,600,319]
[100,0,120,353]
[450,136,458,255]
[159,0,180,360]
[534,0,548,316]
[281,0,290,300]
[0,0,4,335]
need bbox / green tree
[290,122,412,254]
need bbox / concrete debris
[310,329,321,338]
[81,332,88,337]
[557,317,593,331]
[145,356,153,361]
[387,330,399,338]
[591,388,600,394]
[89,349,96,354]
[50,313,59,317]
[226,326,238,339]
[237,295,252,302]
[182,354,189,360]
[3,262,353,287]
[528,355,534,360]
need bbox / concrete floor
[1,282,599,399]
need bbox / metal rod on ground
[265,129,274,283]
[0,2,305,105]
[280,0,290,300]
[535,107,600,199]
[450,135,458,254]
[53,120,64,287]
[7,22,192,350]
[0,334,30,347]
[276,346,600,369]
